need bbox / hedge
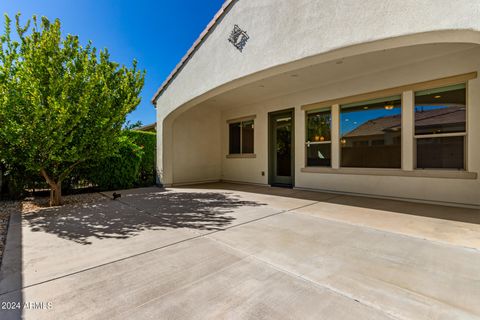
[81,130,156,190]
[1,130,156,197]
[126,130,156,187]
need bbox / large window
[340,96,402,168]
[305,109,331,167]
[229,119,254,154]
[415,84,466,169]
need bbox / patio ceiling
[196,43,477,110]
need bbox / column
[331,104,340,169]
[402,90,414,171]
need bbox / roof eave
[151,0,237,107]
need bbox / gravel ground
[0,201,16,268]
[0,192,107,268]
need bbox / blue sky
[0,0,224,126]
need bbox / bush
[1,130,157,196]
[0,163,31,199]
[82,137,143,190]
[126,130,156,186]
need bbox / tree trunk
[40,168,63,206]
[49,181,62,206]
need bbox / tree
[0,14,145,205]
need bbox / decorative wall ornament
[228,25,249,52]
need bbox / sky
[0,0,224,126]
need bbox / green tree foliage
[79,131,156,190]
[0,14,145,205]
[82,135,144,191]
[126,131,156,186]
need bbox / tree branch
[58,160,83,183]
[40,168,56,187]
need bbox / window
[228,119,254,154]
[306,109,331,167]
[340,95,402,168]
[415,84,466,169]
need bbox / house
[135,123,157,132]
[152,0,480,207]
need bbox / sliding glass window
[415,84,466,169]
[305,108,331,167]
[340,96,402,168]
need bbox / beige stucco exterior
[154,0,480,207]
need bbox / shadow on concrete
[23,190,264,245]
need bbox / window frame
[413,83,468,171]
[300,72,476,176]
[227,116,256,157]
[305,107,332,167]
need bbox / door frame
[268,108,295,187]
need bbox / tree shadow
[23,190,265,245]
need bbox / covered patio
[158,38,480,207]
[1,183,479,319]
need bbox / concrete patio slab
[294,196,480,250]
[116,253,391,320]
[0,200,198,292]
[0,183,479,319]
[210,211,480,319]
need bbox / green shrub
[126,130,156,187]
[0,163,31,199]
[1,130,156,195]
[82,136,143,190]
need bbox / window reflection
[340,96,402,168]
[417,136,464,169]
[306,110,331,142]
[306,109,331,167]
[307,144,331,167]
[414,84,466,169]
[228,120,254,154]
[415,84,466,135]
[229,122,241,154]
[242,120,254,154]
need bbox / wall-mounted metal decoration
[228,25,249,52]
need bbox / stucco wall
[170,105,221,185]
[220,46,480,206]
[155,0,480,114]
